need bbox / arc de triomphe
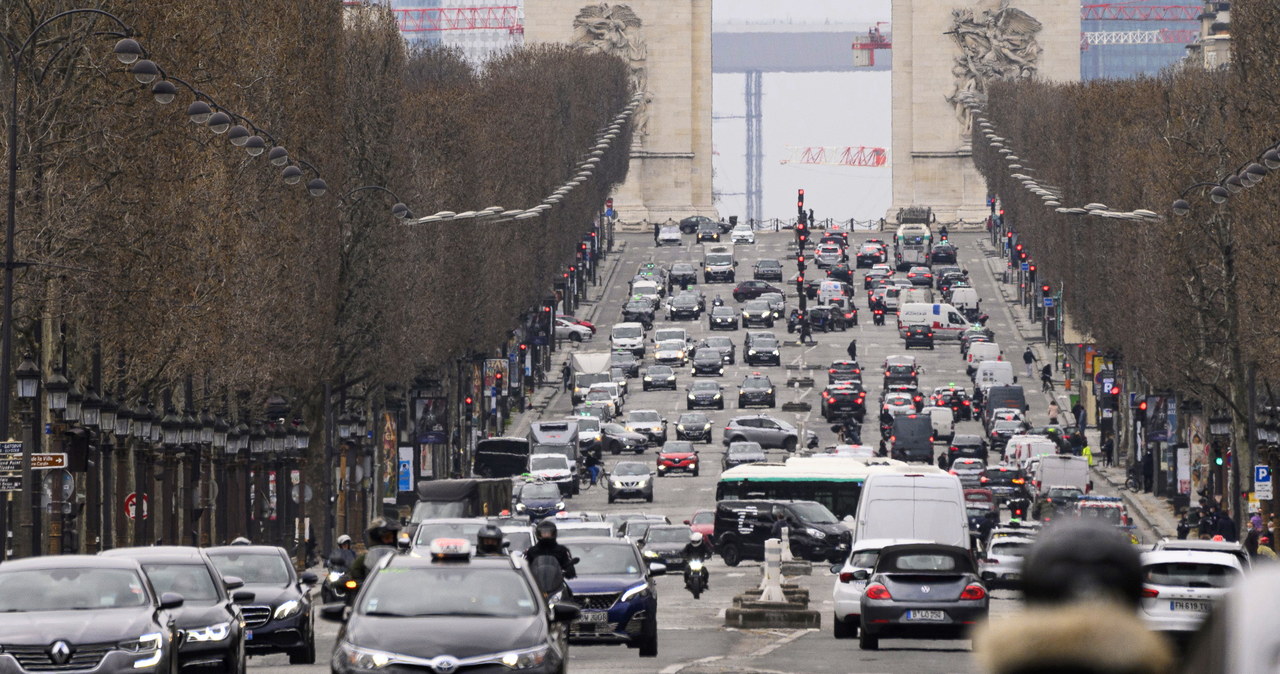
[524,1,717,225]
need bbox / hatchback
[903,324,935,350]
[857,543,989,650]
[1139,550,1242,636]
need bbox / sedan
[675,412,713,443]
[903,324,935,350]
[722,441,767,470]
[855,244,887,268]
[732,280,782,302]
[653,340,689,366]
[738,374,776,408]
[689,350,726,377]
[857,543,989,650]
[949,458,986,488]
[600,423,648,455]
[744,337,781,366]
[947,434,989,463]
[930,243,958,264]
[708,306,740,331]
[680,215,715,234]
[753,259,784,281]
[1140,550,1243,636]
[610,351,641,378]
[656,441,699,477]
[657,225,683,246]
[555,318,594,342]
[905,266,934,287]
[206,545,318,663]
[685,381,725,410]
[863,267,892,290]
[881,391,918,417]
[668,262,698,288]
[608,462,655,503]
[698,336,737,364]
[760,292,787,319]
[740,300,775,328]
[621,300,656,328]
[730,225,756,244]
[641,365,677,391]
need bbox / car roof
[851,538,930,552]
[1141,549,1243,569]
[562,536,633,546]
[1155,539,1246,553]
[100,546,211,563]
[205,544,288,555]
[989,536,1036,546]
[0,554,144,571]
[385,553,516,570]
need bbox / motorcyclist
[879,407,894,431]
[329,534,356,568]
[349,517,401,583]
[682,532,712,590]
[938,225,948,240]
[475,524,507,557]
[841,417,862,445]
[525,520,577,579]
[712,295,725,307]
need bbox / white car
[730,225,756,244]
[831,538,927,639]
[979,536,1034,589]
[554,318,593,342]
[657,225,683,246]
[653,339,689,366]
[528,453,575,495]
[1140,549,1243,635]
[881,391,916,417]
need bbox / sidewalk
[978,238,1177,543]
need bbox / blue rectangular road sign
[1256,466,1272,484]
[1043,297,1055,308]
[1020,262,1029,271]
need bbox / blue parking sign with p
[1256,466,1271,484]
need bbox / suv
[737,373,776,408]
[666,294,701,320]
[206,545,318,664]
[979,466,1030,504]
[740,300,775,328]
[668,262,698,287]
[903,324,935,350]
[656,441,699,477]
[563,537,662,656]
[642,365,676,391]
[712,500,852,566]
[744,335,781,366]
[722,415,798,451]
[732,280,782,302]
[753,258,784,281]
[882,356,920,391]
[822,384,867,422]
[689,349,725,377]
[608,461,655,503]
[723,441,767,470]
[625,409,667,445]
[696,220,721,242]
[828,360,862,385]
[685,380,725,410]
[675,412,713,442]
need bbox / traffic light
[1041,283,1051,295]
[464,395,474,406]
[1028,264,1036,282]
[797,189,805,211]
[796,220,808,244]
[518,343,528,352]
[1213,446,1225,466]
[494,372,504,387]
[1135,399,1148,423]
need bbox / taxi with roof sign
[321,538,580,674]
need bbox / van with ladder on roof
[893,207,933,271]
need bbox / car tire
[608,494,616,504]
[717,402,724,410]
[783,437,797,452]
[720,541,742,567]
[692,467,700,477]
[833,616,858,639]
[288,637,317,665]
[611,442,621,455]
[646,493,654,502]
[570,333,583,343]
[859,629,879,651]
[639,617,659,657]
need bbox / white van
[897,302,970,339]
[950,287,980,315]
[1004,435,1059,466]
[818,280,850,306]
[974,360,1016,389]
[923,406,955,443]
[901,287,934,305]
[966,342,1004,376]
[853,473,969,548]
[610,322,647,356]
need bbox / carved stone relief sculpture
[944,2,1043,142]
[572,3,649,142]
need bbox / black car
[828,360,863,385]
[988,419,1025,454]
[903,324,935,350]
[732,280,781,302]
[979,466,1030,504]
[738,374,776,408]
[642,365,677,391]
[611,351,641,378]
[745,336,781,366]
[675,412,713,443]
[857,543,989,651]
[666,294,701,321]
[821,384,867,421]
[753,258,784,281]
[827,263,855,284]
[698,336,736,364]
[740,300,775,328]
[712,500,851,566]
[205,545,318,664]
[689,349,725,377]
[933,387,974,421]
[722,441,768,471]
[680,215,715,234]
[639,525,695,569]
[948,434,988,462]
[321,544,578,674]
[696,221,721,242]
[883,361,920,390]
[0,555,186,673]
[863,268,891,290]
[600,422,648,454]
[708,305,740,331]
[621,300,655,328]
[513,480,565,521]
[930,243,958,264]
[855,244,887,268]
[686,380,725,409]
[101,546,248,671]
[668,262,698,289]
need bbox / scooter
[321,558,350,603]
[684,559,709,599]
[872,309,886,326]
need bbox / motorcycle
[804,430,819,450]
[321,556,351,603]
[530,554,576,605]
[684,559,709,599]
[872,309,886,326]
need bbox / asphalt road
[249,229,1146,674]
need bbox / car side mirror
[159,592,185,610]
[223,576,245,591]
[300,571,319,585]
[852,569,870,581]
[829,563,843,574]
[319,602,349,623]
[648,562,668,576]
[551,602,582,623]
[232,590,256,603]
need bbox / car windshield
[413,522,485,546]
[624,301,650,311]
[993,420,1023,432]
[586,391,612,401]
[646,527,692,545]
[359,567,538,618]
[966,506,993,519]
[728,443,762,454]
[569,543,643,576]
[663,442,694,453]
[754,339,779,349]
[647,366,673,375]
[788,502,839,524]
[706,254,733,265]
[657,340,684,351]
[758,260,781,269]
[744,301,769,311]
[673,297,697,307]
[850,550,880,568]
[629,411,661,423]
[576,418,600,433]
[690,382,719,392]
[1144,562,1240,588]
[655,330,685,341]
[680,413,709,424]
[624,522,652,538]
[1080,506,1124,523]
[141,563,219,602]
[0,568,149,611]
[694,352,720,362]
[954,461,984,471]
[559,525,613,539]
[614,326,643,338]
[878,550,968,573]
[1048,488,1084,499]
[886,394,912,404]
[614,463,649,476]
[521,483,561,500]
[531,456,569,471]
[672,264,694,273]
[711,307,735,317]
[207,552,292,585]
[691,512,714,525]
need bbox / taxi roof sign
[429,538,473,560]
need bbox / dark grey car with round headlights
[856,543,989,650]
[0,555,184,673]
[321,539,579,674]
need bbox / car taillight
[344,580,359,590]
[838,572,855,583]
[963,400,971,406]
[949,470,957,475]
[864,584,892,600]
[959,585,986,601]
[928,333,934,337]
[1012,478,1025,484]
[950,447,958,453]
[979,476,989,483]
[1142,587,1159,599]
[829,369,836,373]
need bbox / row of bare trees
[970,0,1280,505]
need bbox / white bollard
[780,526,794,562]
[759,539,787,602]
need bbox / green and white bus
[715,456,946,520]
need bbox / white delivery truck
[570,351,614,405]
[853,472,969,548]
[975,360,1017,389]
[966,342,1003,377]
[1035,455,1090,496]
[1004,435,1060,467]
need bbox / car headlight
[805,527,827,539]
[273,599,302,620]
[713,393,722,399]
[556,502,565,510]
[676,424,685,430]
[643,376,652,381]
[339,642,396,670]
[748,350,757,355]
[644,549,660,558]
[499,644,551,670]
[620,583,651,602]
[687,394,696,400]
[612,480,625,488]
[185,622,231,643]
[766,389,774,395]
[120,632,163,669]
[626,426,634,432]
[718,367,724,374]
[516,503,527,512]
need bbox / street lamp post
[13,354,39,558]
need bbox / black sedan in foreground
[642,365,677,391]
[321,545,578,674]
[857,543,989,650]
[206,545,318,664]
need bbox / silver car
[721,415,798,451]
[949,458,986,488]
[979,536,1033,589]
[608,461,655,503]
[1139,550,1242,635]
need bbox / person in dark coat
[1071,401,1086,430]
[846,339,858,361]
[1214,509,1238,542]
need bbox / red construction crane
[850,22,891,67]
[1080,4,1200,21]
[342,2,524,34]
[780,146,887,168]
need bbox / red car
[656,441,700,477]
[684,509,715,548]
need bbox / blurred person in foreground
[975,519,1174,674]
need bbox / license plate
[852,581,867,593]
[904,610,945,622]
[578,611,608,624]
[1005,573,1020,581]
[245,630,253,641]
[1171,600,1210,612]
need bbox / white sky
[713,0,890,25]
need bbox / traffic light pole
[795,190,809,321]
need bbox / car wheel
[833,615,858,639]
[639,617,659,657]
[783,437,797,452]
[570,333,583,343]
[717,402,724,410]
[608,493,616,504]
[611,442,621,455]
[692,467,700,477]
[646,492,654,502]
[859,628,879,650]
[288,636,317,665]
[720,542,742,567]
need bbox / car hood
[568,574,648,595]
[659,451,696,460]
[0,609,157,645]
[172,602,236,629]
[610,431,648,443]
[728,452,767,462]
[520,498,560,509]
[532,468,571,478]
[629,422,663,430]
[346,614,544,660]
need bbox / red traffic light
[1109,385,1121,396]
[1029,264,1036,272]
[464,396,474,406]
[494,372,503,381]
[1041,284,1051,294]
[797,255,805,264]
[518,343,528,351]
[1137,400,1148,411]
[1015,243,1023,251]
[799,189,805,196]
[1006,232,1013,239]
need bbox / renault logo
[48,641,72,665]
[431,656,459,674]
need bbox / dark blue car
[514,481,565,521]
[564,537,664,657]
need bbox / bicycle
[1124,467,1141,492]
[577,465,596,491]
[1041,376,1054,393]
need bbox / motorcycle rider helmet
[689,532,704,545]
[477,525,506,555]
[337,534,353,547]
[1021,519,1142,609]
[364,517,402,547]
[230,536,251,545]
[535,519,558,544]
